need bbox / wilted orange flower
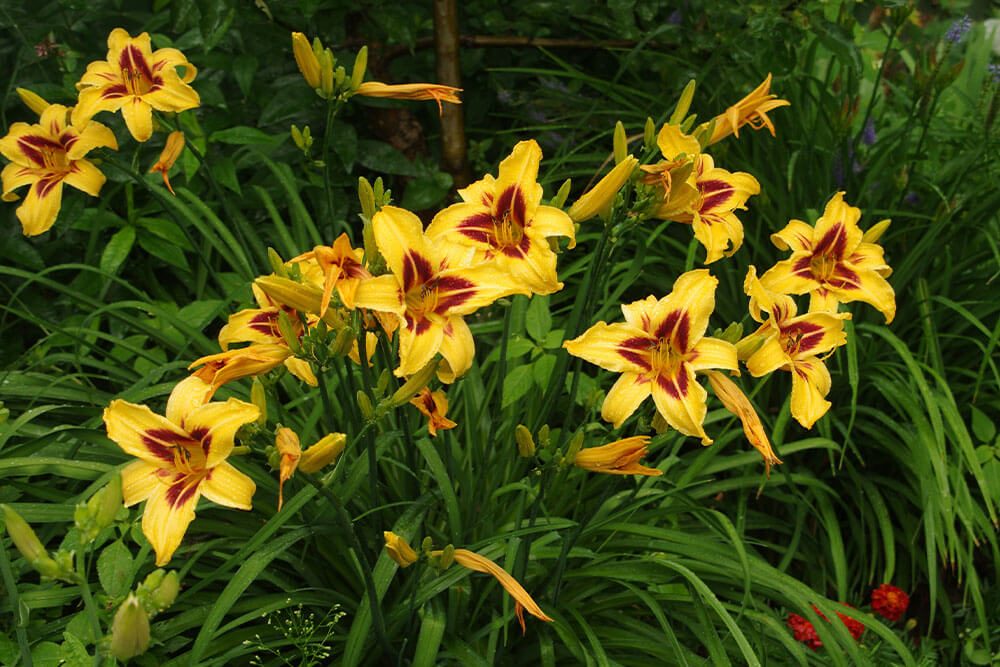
[573,436,662,476]
[356,81,461,114]
[410,387,457,437]
[702,73,790,146]
[148,131,184,195]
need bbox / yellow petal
[437,316,475,383]
[568,157,637,224]
[452,548,553,630]
[284,357,319,386]
[103,399,191,466]
[745,336,789,377]
[601,372,652,428]
[200,461,256,510]
[353,274,405,315]
[2,163,35,199]
[789,358,832,429]
[62,159,106,197]
[654,269,718,351]
[650,364,711,444]
[494,140,544,225]
[532,204,577,248]
[373,206,435,290]
[657,124,701,160]
[396,317,445,378]
[770,219,817,253]
[120,97,153,143]
[165,375,215,424]
[564,321,651,375]
[292,32,322,88]
[704,371,781,474]
[121,460,163,507]
[383,531,419,567]
[142,473,202,566]
[180,398,260,468]
[686,336,738,373]
[17,178,64,237]
[573,436,662,476]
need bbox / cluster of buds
[74,476,123,544]
[292,34,367,100]
[2,504,76,582]
[110,569,181,660]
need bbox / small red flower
[871,584,909,622]
[787,613,822,650]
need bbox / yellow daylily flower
[564,270,737,441]
[103,381,260,565]
[759,192,896,322]
[425,140,576,295]
[0,104,116,236]
[568,156,639,222]
[353,205,529,382]
[356,81,462,114]
[447,548,553,634]
[573,436,663,476]
[410,387,458,437]
[703,370,781,474]
[739,266,849,429]
[189,343,316,395]
[148,130,184,195]
[290,233,372,315]
[383,531,419,567]
[74,28,199,142]
[700,73,790,146]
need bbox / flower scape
[4,17,943,666]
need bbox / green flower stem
[322,99,348,237]
[300,472,391,657]
[0,538,33,667]
[492,301,514,441]
[76,550,102,662]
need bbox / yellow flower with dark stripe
[104,378,259,565]
[74,28,199,142]
[564,270,737,441]
[0,104,116,236]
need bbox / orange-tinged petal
[601,372,653,428]
[142,472,202,566]
[121,460,163,506]
[451,548,553,631]
[179,398,260,468]
[573,436,662,476]
[189,344,292,391]
[789,358,833,429]
[563,321,652,375]
[704,371,781,474]
[384,531,419,567]
[437,316,475,383]
[651,363,711,444]
[201,461,256,510]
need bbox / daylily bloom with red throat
[760,192,896,322]
[104,377,260,565]
[739,266,848,429]
[356,81,462,115]
[1,104,116,236]
[410,387,457,436]
[563,270,738,442]
[290,233,371,316]
[74,28,199,142]
[426,140,576,295]
[353,205,529,382]
[700,73,790,146]
[573,436,663,476]
[653,150,760,264]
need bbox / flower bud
[383,360,439,408]
[568,156,638,223]
[150,570,180,613]
[537,424,550,449]
[300,433,347,473]
[292,32,321,90]
[358,177,377,222]
[16,87,49,116]
[384,531,418,567]
[862,218,891,244]
[613,121,627,164]
[351,46,368,92]
[110,594,150,661]
[76,476,123,544]
[375,369,391,398]
[276,310,301,354]
[251,378,268,425]
[2,505,56,575]
[0,402,7,425]
[438,544,455,569]
[669,79,697,126]
[267,247,289,278]
[550,179,572,209]
[320,49,335,98]
[334,65,346,87]
[643,117,656,149]
[515,425,536,457]
[713,322,744,345]
[255,275,324,314]
[357,391,374,419]
[565,431,585,464]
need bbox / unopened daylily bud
[537,424,550,450]
[384,531,418,567]
[358,177,377,221]
[267,247,289,278]
[643,117,656,149]
[149,570,180,614]
[551,179,572,209]
[515,424,536,457]
[384,360,440,408]
[334,65,346,87]
[250,378,268,425]
[2,504,51,569]
[568,156,638,223]
[16,87,49,116]
[329,326,356,358]
[276,310,301,353]
[357,391,374,419]
[110,594,150,661]
[320,49,335,98]
[421,536,434,553]
[351,46,368,91]
[670,79,697,126]
[438,544,455,569]
[301,125,313,149]
[300,433,346,473]
[613,121,627,164]
[0,402,8,425]
[291,124,305,150]
[76,476,123,543]
[714,322,744,345]
[862,218,891,244]
[565,431,585,463]
[255,275,324,313]
[375,368,391,398]
[292,32,321,90]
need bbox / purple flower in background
[497,89,514,105]
[668,9,682,24]
[862,118,877,145]
[989,64,1000,83]
[944,15,972,44]
[905,192,920,206]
